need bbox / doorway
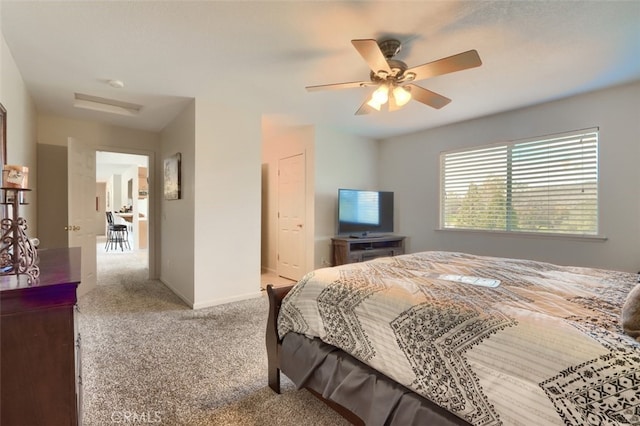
[96,151,149,283]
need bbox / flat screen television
[337,189,394,237]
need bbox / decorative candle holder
[2,165,29,188]
[0,187,39,284]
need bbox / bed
[266,251,640,425]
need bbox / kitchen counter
[114,212,133,223]
[113,213,147,249]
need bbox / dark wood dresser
[1,247,82,426]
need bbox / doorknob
[64,225,81,231]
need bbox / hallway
[96,235,148,286]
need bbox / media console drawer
[332,235,406,266]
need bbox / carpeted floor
[79,240,348,425]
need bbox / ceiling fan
[305,39,482,115]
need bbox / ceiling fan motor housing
[378,39,402,59]
[369,40,409,83]
[370,59,409,82]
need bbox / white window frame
[439,128,600,238]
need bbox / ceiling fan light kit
[370,84,390,105]
[366,84,412,111]
[393,85,411,106]
[366,98,383,111]
[306,38,482,115]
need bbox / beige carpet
[79,239,348,425]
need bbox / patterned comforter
[277,251,640,426]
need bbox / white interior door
[277,153,305,281]
[68,138,97,296]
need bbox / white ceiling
[2,1,639,139]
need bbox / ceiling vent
[73,93,142,116]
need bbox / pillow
[621,283,640,340]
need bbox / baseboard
[262,266,277,275]
[159,278,263,310]
[192,291,263,310]
[158,278,194,308]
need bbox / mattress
[277,251,640,426]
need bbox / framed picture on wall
[0,103,6,167]
[164,152,181,200]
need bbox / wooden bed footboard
[265,284,365,424]
[265,283,461,426]
[265,284,294,394]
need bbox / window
[441,128,598,236]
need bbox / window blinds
[441,129,598,235]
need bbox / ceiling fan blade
[306,81,371,92]
[388,92,401,112]
[408,84,451,109]
[405,50,481,81]
[355,100,374,115]
[352,39,392,75]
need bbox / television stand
[332,235,405,266]
[349,234,383,239]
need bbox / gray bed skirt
[280,332,471,426]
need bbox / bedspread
[277,251,640,426]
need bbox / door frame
[95,145,157,279]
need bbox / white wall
[314,126,379,268]
[193,99,262,308]
[379,81,640,272]
[95,181,106,236]
[1,34,38,234]
[120,165,142,249]
[110,175,122,213]
[37,114,160,149]
[159,101,195,306]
